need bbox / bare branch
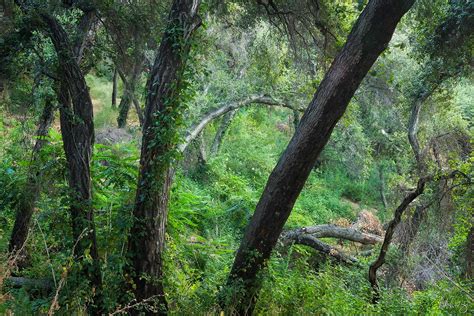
[284,233,358,264]
[283,224,383,245]
[179,95,303,152]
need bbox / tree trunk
[117,88,132,128]
[379,164,388,210]
[126,1,201,314]
[117,64,141,128]
[466,224,474,280]
[210,109,237,156]
[132,96,144,127]
[112,68,118,108]
[1,0,13,18]
[221,1,415,313]
[9,2,96,272]
[368,177,426,303]
[8,99,54,260]
[42,13,103,314]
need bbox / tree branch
[283,224,383,245]
[284,233,358,264]
[368,176,428,303]
[179,95,303,152]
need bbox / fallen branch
[284,224,383,245]
[6,277,53,290]
[285,233,358,264]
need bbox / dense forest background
[0,0,473,314]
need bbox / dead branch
[283,224,383,245]
[284,233,358,264]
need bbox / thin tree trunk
[379,164,388,210]
[466,224,474,280]
[117,88,132,128]
[132,96,144,127]
[221,1,415,313]
[197,131,207,164]
[292,109,300,131]
[368,178,426,303]
[112,68,118,108]
[117,63,142,128]
[210,109,237,156]
[9,99,54,259]
[126,1,201,314]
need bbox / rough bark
[221,1,415,313]
[8,99,54,259]
[42,13,103,314]
[210,109,237,156]
[9,2,96,270]
[283,224,383,245]
[127,1,201,314]
[179,95,301,153]
[368,177,427,303]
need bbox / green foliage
[1,0,473,314]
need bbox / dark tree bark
[221,1,415,313]
[126,1,201,314]
[9,99,55,259]
[292,109,300,131]
[368,177,426,303]
[42,13,103,314]
[284,233,358,264]
[1,0,13,18]
[9,2,96,272]
[466,225,474,280]
[112,68,118,108]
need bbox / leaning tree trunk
[42,13,103,314]
[221,1,415,313]
[126,1,201,314]
[8,99,54,260]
